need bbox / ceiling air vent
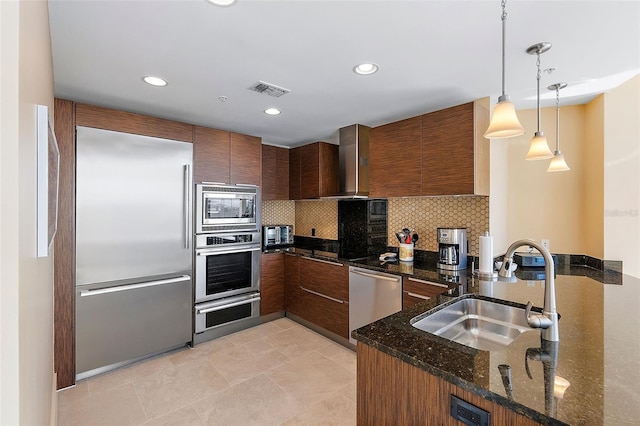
[248,81,290,97]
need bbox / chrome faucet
[498,239,559,341]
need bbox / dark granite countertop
[268,245,637,425]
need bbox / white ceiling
[48,0,640,147]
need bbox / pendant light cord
[501,0,507,97]
[536,52,542,132]
[555,86,560,152]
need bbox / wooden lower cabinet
[298,288,348,338]
[284,254,301,316]
[286,255,349,339]
[357,342,542,426]
[402,277,449,309]
[260,253,284,316]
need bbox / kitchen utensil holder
[399,243,414,262]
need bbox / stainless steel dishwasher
[348,266,402,344]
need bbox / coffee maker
[437,228,468,271]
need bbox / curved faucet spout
[499,239,559,341]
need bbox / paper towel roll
[479,234,493,273]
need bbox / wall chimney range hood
[327,124,370,199]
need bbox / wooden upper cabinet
[422,99,489,196]
[289,147,301,200]
[422,102,475,195]
[369,116,423,197]
[193,126,230,184]
[289,142,338,199]
[230,132,261,186]
[193,127,261,185]
[262,144,289,200]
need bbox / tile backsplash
[261,196,489,256]
[388,196,489,256]
[295,200,338,239]
[261,200,296,228]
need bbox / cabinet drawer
[298,286,349,338]
[403,277,449,309]
[299,257,348,301]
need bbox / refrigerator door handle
[79,275,191,297]
[184,164,191,249]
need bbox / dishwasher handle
[350,268,400,283]
[80,275,191,297]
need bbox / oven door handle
[196,246,261,256]
[196,294,261,314]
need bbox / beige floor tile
[166,337,233,367]
[134,357,230,420]
[206,338,289,385]
[316,342,356,374]
[143,406,204,426]
[338,382,357,403]
[57,380,90,408]
[264,325,332,360]
[271,317,300,330]
[281,393,356,426]
[192,374,304,426]
[266,351,355,407]
[57,384,146,426]
[88,354,174,394]
[224,320,285,345]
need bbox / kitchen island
[352,263,639,425]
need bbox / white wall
[604,75,640,278]
[1,0,56,425]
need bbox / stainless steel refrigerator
[75,126,193,379]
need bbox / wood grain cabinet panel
[230,132,261,186]
[284,254,301,315]
[262,144,289,200]
[290,142,338,199]
[402,277,449,309]
[369,116,422,197]
[194,127,262,185]
[422,102,475,195]
[193,126,230,184]
[289,147,301,200]
[260,253,284,316]
[299,257,348,301]
[357,342,542,425]
[299,290,349,338]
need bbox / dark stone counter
[272,245,636,425]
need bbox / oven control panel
[196,232,260,249]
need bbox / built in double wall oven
[193,183,262,344]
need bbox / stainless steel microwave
[196,183,260,233]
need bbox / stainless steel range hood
[328,124,370,199]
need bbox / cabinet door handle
[407,277,449,288]
[80,275,191,297]
[183,164,191,249]
[404,291,431,301]
[351,269,399,282]
[305,257,343,267]
[300,286,344,304]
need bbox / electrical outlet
[541,239,550,251]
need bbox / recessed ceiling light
[264,108,281,116]
[205,0,238,6]
[142,76,168,87]
[353,63,379,75]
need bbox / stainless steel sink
[410,297,535,351]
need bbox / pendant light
[525,42,554,160]
[546,83,570,172]
[484,0,525,139]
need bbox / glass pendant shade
[484,97,525,139]
[526,132,554,160]
[547,151,570,172]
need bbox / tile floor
[57,318,357,426]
